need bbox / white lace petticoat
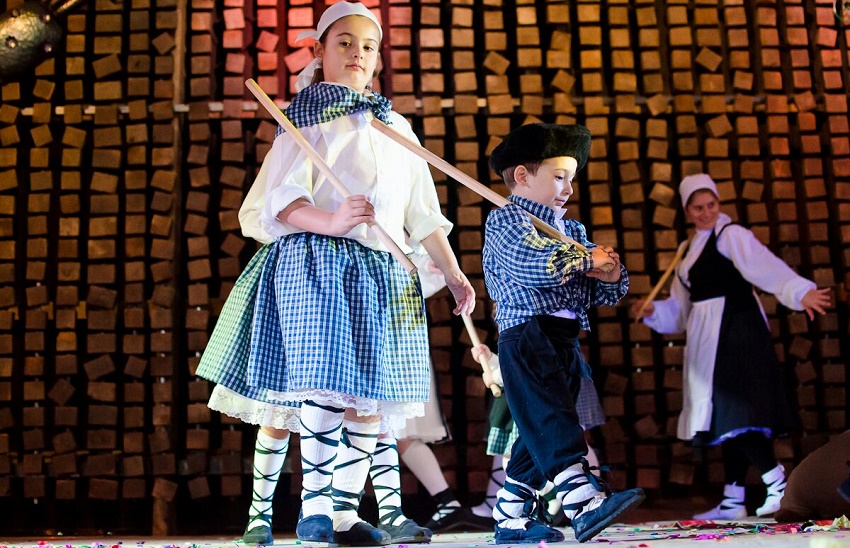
[208,385,424,434]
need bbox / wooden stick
[633,239,690,322]
[245,79,416,275]
[461,313,502,397]
[369,118,588,251]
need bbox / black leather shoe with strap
[378,508,432,543]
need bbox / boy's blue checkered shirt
[482,195,629,332]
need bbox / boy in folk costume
[196,2,474,545]
[482,123,644,543]
[633,174,830,519]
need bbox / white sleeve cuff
[259,185,314,237]
[407,215,453,246]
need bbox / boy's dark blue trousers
[497,315,590,489]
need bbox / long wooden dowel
[245,79,416,274]
[633,239,690,322]
[461,314,502,397]
[369,118,588,251]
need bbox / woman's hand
[587,246,621,282]
[329,195,375,236]
[444,269,475,316]
[801,287,831,320]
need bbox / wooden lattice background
[0,0,848,535]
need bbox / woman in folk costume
[196,1,474,545]
[632,174,830,519]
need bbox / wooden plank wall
[0,0,847,535]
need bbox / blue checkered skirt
[247,233,430,428]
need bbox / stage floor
[2,519,850,548]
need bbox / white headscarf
[679,173,718,208]
[295,2,383,92]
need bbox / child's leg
[500,320,644,543]
[398,438,492,532]
[297,400,344,542]
[370,435,431,542]
[331,413,390,545]
[493,438,564,544]
[398,438,459,519]
[244,427,290,545]
[471,455,505,517]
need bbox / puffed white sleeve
[721,225,816,310]
[238,155,275,245]
[643,268,691,335]
[391,114,453,245]
[258,131,316,238]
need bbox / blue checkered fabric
[482,195,630,331]
[487,377,605,456]
[247,233,430,402]
[195,245,297,407]
[275,83,392,137]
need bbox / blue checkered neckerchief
[275,82,392,136]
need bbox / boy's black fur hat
[489,123,592,175]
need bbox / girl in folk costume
[196,1,474,545]
[633,174,830,519]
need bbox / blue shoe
[334,521,391,546]
[572,488,645,543]
[296,514,335,543]
[494,520,565,544]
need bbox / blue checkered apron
[196,245,276,397]
[196,246,303,428]
[248,233,431,405]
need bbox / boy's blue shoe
[572,488,645,543]
[494,520,565,544]
[296,514,335,543]
[242,524,274,546]
[334,521,391,546]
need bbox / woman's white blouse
[645,213,816,334]
[254,109,451,253]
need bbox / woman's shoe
[693,483,747,520]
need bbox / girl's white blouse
[246,109,451,254]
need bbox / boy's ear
[513,165,528,187]
[313,41,324,60]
